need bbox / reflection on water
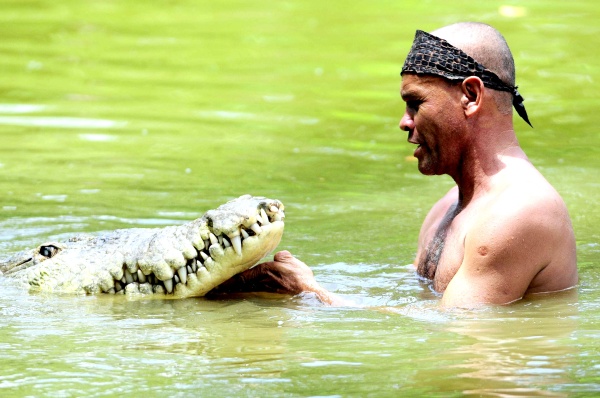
[0,116,126,129]
[444,295,579,397]
[0,104,48,113]
[0,0,598,396]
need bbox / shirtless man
[217,22,578,308]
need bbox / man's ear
[460,76,484,117]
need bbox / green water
[0,0,598,396]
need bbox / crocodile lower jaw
[106,220,284,298]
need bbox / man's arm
[440,199,568,308]
[211,250,344,305]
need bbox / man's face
[399,74,464,176]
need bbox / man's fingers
[240,263,273,283]
[273,250,293,261]
[211,251,312,294]
[273,251,310,269]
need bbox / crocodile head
[0,195,285,298]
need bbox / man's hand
[210,251,340,304]
[218,250,318,294]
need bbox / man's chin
[417,161,435,175]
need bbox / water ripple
[0,116,126,129]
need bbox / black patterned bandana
[401,30,532,127]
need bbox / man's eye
[407,100,421,111]
[39,245,60,258]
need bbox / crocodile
[0,195,285,298]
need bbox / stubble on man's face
[401,75,464,177]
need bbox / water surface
[0,0,598,396]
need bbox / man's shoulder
[431,186,459,213]
[491,163,568,219]
[465,168,577,295]
[420,186,459,230]
[469,165,574,264]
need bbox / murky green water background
[0,1,598,396]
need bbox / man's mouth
[413,143,424,158]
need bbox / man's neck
[451,125,521,208]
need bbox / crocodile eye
[39,245,60,258]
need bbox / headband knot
[401,30,532,127]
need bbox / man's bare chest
[416,205,470,292]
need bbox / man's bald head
[431,22,515,86]
[431,22,515,113]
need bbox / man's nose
[399,111,414,133]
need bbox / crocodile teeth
[164,279,173,293]
[177,267,187,285]
[230,234,242,255]
[139,283,153,295]
[260,208,271,225]
[125,270,134,284]
[209,233,219,246]
[222,236,231,248]
[125,283,139,294]
[200,252,209,261]
[250,223,262,235]
[269,205,279,213]
[241,229,250,239]
[137,270,146,283]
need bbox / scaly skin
[0,195,285,298]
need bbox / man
[216,22,578,308]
